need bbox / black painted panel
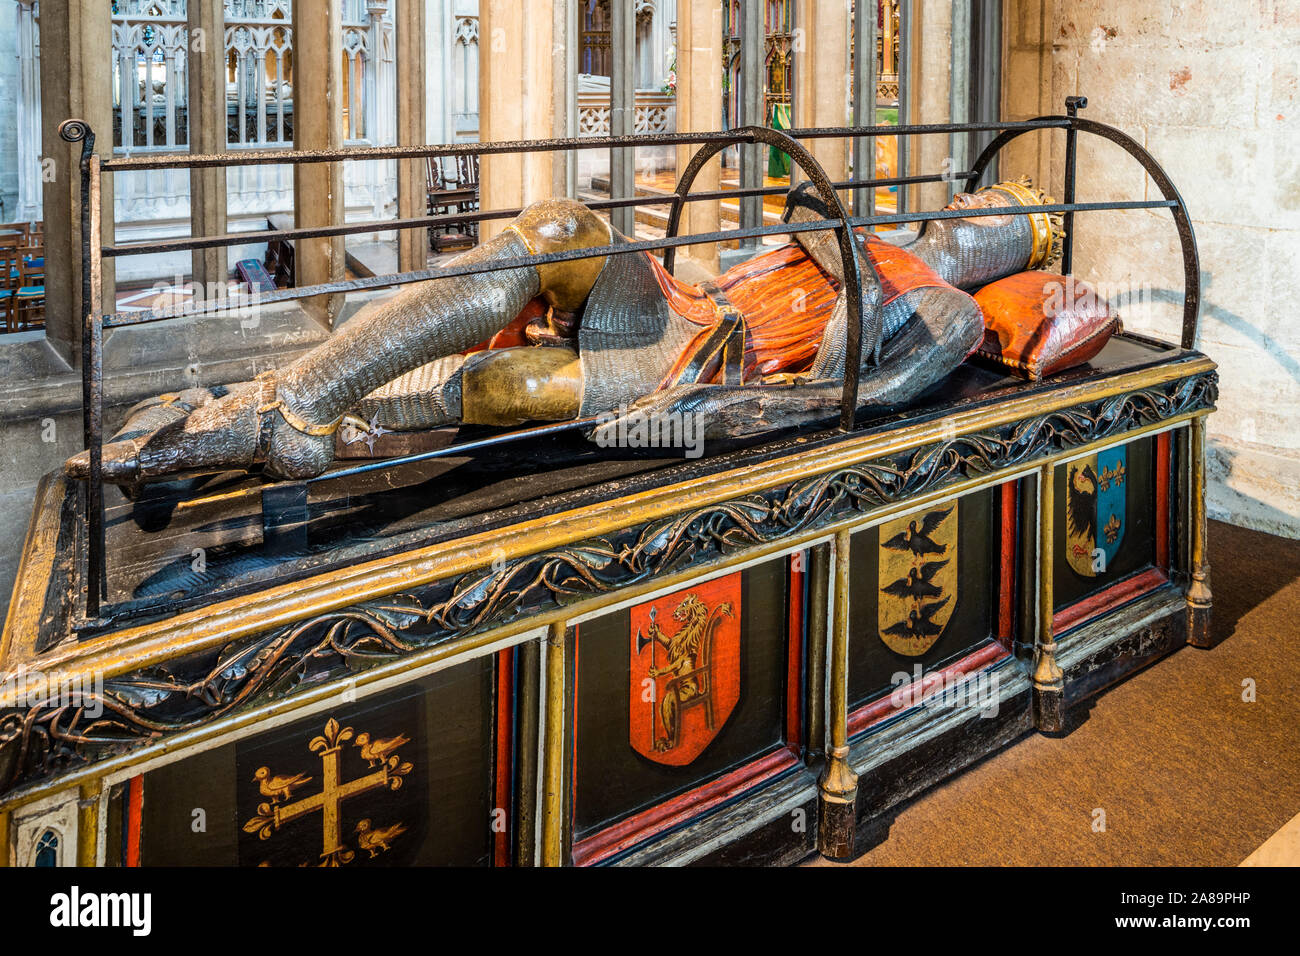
[1053,435,1157,610]
[128,656,497,867]
[571,559,791,842]
[848,487,998,712]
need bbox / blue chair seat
[16,285,44,298]
[10,257,43,281]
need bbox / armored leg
[67,200,609,483]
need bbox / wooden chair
[456,155,480,243]
[427,157,477,254]
[426,157,450,250]
[263,238,294,288]
[425,156,449,201]
[455,154,479,192]
[0,236,19,333]
[12,243,45,330]
[11,244,43,285]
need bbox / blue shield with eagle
[1065,446,1127,577]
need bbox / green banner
[768,102,792,178]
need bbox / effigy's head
[939,178,1064,269]
[944,188,1016,224]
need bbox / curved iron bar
[963,114,1202,350]
[58,118,92,143]
[662,125,882,431]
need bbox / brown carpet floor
[809,519,1300,866]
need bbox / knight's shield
[629,573,742,767]
[1066,447,1127,577]
[1096,446,1128,563]
[878,502,959,656]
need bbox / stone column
[906,0,954,212]
[735,0,765,252]
[188,0,228,299]
[39,0,114,365]
[553,0,579,198]
[673,0,723,275]
[478,0,560,242]
[851,0,879,217]
[424,0,447,145]
[793,0,851,185]
[368,0,398,221]
[999,0,1053,190]
[15,1,43,223]
[609,0,637,237]
[396,0,429,272]
[292,0,346,325]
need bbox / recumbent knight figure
[66,178,1070,486]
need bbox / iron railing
[58,97,1202,625]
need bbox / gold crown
[980,177,1065,269]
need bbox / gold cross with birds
[243,717,413,866]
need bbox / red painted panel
[848,641,1009,737]
[493,647,513,868]
[126,774,143,867]
[998,481,1018,646]
[786,551,806,747]
[1053,567,1170,635]
[1156,431,1171,569]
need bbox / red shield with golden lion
[628,573,742,766]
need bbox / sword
[634,606,658,749]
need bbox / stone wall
[1002,0,1300,538]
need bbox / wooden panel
[114,657,499,867]
[570,557,799,865]
[1053,434,1168,629]
[847,485,1004,721]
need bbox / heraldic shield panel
[571,557,796,862]
[1053,435,1160,611]
[102,655,499,867]
[847,486,1002,714]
